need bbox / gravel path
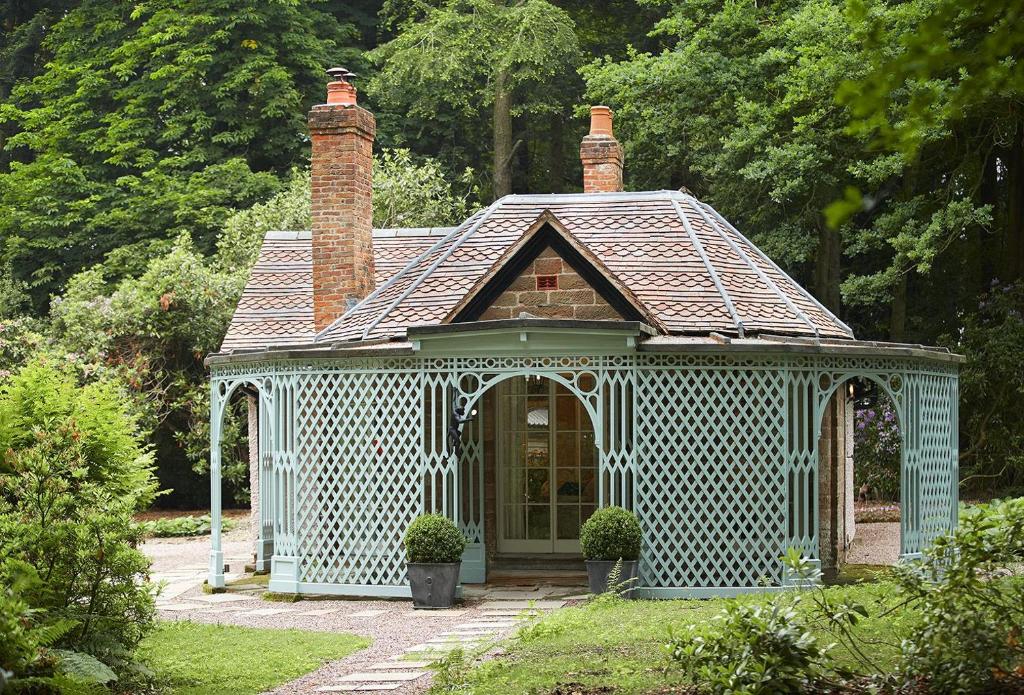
[846,522,901,565]
[142,519,577,694]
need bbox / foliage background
[1,0,1021,504]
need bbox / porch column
[208,382,225,589]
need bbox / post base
[208,549,225,589]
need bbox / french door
[496,376,597,554]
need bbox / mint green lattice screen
[293,369,424,587]
[635,360,788,588]
[902,371,959,555]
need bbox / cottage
[207,70,960,598]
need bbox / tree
[0,0,357,308]
[583,0,990,335]
[48,150,477,505]
[368,0,580,198]
[839,0,1024,284]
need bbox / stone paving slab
[349,610,387,618]
[294,608,342,616]
[408,609,468,618]
[337,672,424,682]
[365,662,432,670]
[234,608,295,617]
[480,610,540,618]
[316,685,401,692]
[476,600,564,610]
[456,621,515,629]
[158,582,201,600]
[483,589,552,600]
[191,593,253,603]
[404,643,459,654]
[427,635,485,643]
[155,603,204,612]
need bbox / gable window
[537,275,558,290]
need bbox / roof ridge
[671,198,745,338]
[355,199,505,341]
[695,198,854,338]
[682,195,820,340]
[314,211,487,341]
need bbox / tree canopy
[0,0,1020,496]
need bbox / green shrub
[403,514,466,564]
[140,514,236,538]
[579,506,642,561]
[895,497,1024,692]
[666,598,834,694]
[0,361,158,687]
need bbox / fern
[52,649,117,684]
[33,619,80,647]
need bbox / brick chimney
[580,106,623,193]
[309,67,376,332]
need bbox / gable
[476,246,624,322]
[446,215,659,327]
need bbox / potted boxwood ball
[580,506,642,598]
[404,513,467,609]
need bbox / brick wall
[478,247,623,321]
[309,102,376,332]
[580,136,624,193]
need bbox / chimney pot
[589,106,614,137]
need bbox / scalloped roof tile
[220,191,853,352]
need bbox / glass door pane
[498,377,554,552]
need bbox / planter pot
[407,562,461,609]
[586,559,639,598]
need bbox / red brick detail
[309,102,376,332]
[478,247,623,322]
[580,135,624,193]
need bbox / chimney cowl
[324,66,358,107]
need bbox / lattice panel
[293,370,423,586]
[635,366,787,588]
[786,371,819,558]
[902,372,959,554]
[458,409,485,544]
[599,369,635,508]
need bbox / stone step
[476,600,564,610]
[336,671,425,682]
[366,661,432,670]
[316,685,401,692]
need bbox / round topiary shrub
[580,506,642,561]
[404,514,467,564]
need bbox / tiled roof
[220,227,454,351]
[315,191,853,343]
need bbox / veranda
[207,326,960,599]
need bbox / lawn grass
[139,621,369,695]
[444,581,915,695]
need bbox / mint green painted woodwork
[208,350,959,597]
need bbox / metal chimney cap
[326,67,356,83]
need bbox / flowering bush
[853,401,901,500]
